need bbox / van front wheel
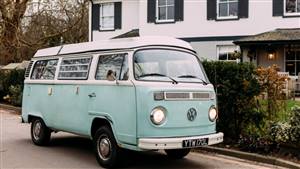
[30,118,51,146]
[94,126,122,168]
[165,149,191,159]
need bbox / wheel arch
[90,117,118,141]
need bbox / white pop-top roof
[34,36,195,58]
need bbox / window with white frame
[217,45,240,61]
[217,0,238,19]
[285,0,300,15]
[156,0,175,22]
[100,3,114,30]
[285,49,300,76]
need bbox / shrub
[289,106,300,144]
[202,61,261,140]
[0,69,25,106]
[256,65,287,120]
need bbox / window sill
[155,19,176,24]
[216,16,239,21]
[283,13,300,18]
[99,28,116,32]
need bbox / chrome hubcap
[33,121,42,140]
[98,136,111,160]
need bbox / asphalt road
[0,109,284,169]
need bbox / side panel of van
[50,84,91,136]
[87,83,137,145]
[22,83,58,128]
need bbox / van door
[88,54,137,146]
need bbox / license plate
[182,138,208,148]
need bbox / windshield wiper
[138,73,178,84]
[177,75,208,85]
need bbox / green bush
[0,69,25,106]
[289,106,300,144]
[202,61,261,140]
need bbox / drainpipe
[89,0,93,42]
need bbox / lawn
[258,99,300,122]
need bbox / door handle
[88,93,96,98]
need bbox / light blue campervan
[22,36,223,168]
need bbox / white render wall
[92,0,140,41]
[91,0,300,60]
[139,0,300,38]
[92,0,300,39]
[190,41,234,60]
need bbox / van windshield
[134,49,209,84]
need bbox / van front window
[134,49,208,84]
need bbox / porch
[234,28,300,97]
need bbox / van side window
[58,57,91,80]
[95,54,129,81]
[31,59,58,80]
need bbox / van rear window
[31,59,58,80]
[58,57,91,80]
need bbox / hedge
[0,69,25,106]
[202,61,261,141]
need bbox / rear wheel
[30,118,51,146]
[165,149,191,159]
[94,126,123,168]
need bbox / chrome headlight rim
[208,106,218,122]
[150,107,167,125]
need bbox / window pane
[159,7,167,20]
[286,61,296,76]
[167,6,174,20]
[286,0,296,13]
[102,3,114,16]
[296,61,300,76]
[296,51,300,60]
[96,54,126,81]
[219,54,227,60]
[229,2,238,16]
[102,17,114,29]
[158,0,166,6]
[120,56,129,80]
[100,3,114,30]
[219,3,228,17]
[59,57,91,80]
[167,0,175,5]
[286,51,296,60]
[31,60,58,80]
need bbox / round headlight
[209,106,218,122]
[150,107,166,125]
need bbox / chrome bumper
[138,132,223,150]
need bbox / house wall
[257,47,285,71]
[91,0,300,60]
[190,40,234,60]
[92,0,140,41]
[138,0,299,38]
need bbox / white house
[89,0,300,75]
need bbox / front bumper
[138,132,223,150]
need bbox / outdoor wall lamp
[267,49,276,60]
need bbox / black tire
[93,126,123,168]
[30,118,51,146]
[165,149,191,159]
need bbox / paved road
[0,109,284,169]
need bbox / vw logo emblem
[187,108,197,121]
